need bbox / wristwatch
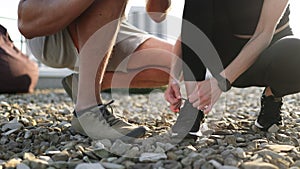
[214,74,231,92]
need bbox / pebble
[242,161,279,169]
[0,88,300,168]
[139,153,167,162]
[75,163,104,169]
[101,162,125,169]
[16,163,30,169]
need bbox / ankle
[75,102,99,112]
[264,87,273,97]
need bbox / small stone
[101,162,125,169]
[4,158,22,168]
[125,147,140,158]
[75,163,104,169]
[38,156,52,162]
[51,150,69,161]
[1,121,23,132]
[193,159,206,169]
[208,159,222,168]
[2,128,20,136]
[139,153,167,162]
[167,151,178,160]
[224,155,238,166]
[224,135,236,145]
[276,133,291,142]
[264,144,295,152]
[16,163,30,169]
[29,159,48,169]
[158,160,179,169]
[236,137,246,143]
[93,148,111,159]
[242,161,279,169]
[24,131,32,139]
[201,161,214,169]
[23,152,36,161]
[232,148,247,159]
[99,139,112,148]
[154,146,165,153]
[181,156,193,166]
[268,124,280,133]
[110,139,132,155]
[292,160,300,167]
[123,161,135,169]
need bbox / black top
[225,0,290,35]
[182,0,290,36]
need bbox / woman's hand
[164,79,182,112]
[188,78,222,114]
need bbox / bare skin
[165,0,289,113]
[18,0,172,111]
[102,37,172,90]
[19,0,128,111]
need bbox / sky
[1,0,300,53]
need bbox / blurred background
[0,0,299,88]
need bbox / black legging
[182,3,300,97]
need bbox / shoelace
[98,100,122,126]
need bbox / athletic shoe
[62,74,147,139]
[61,73,78,102]
[171,100,205,139]
[71,100,146,140]
[254,94,283,131]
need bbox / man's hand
[164,79,182,112]
[146,0,171,22]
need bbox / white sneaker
[71,100,147,140]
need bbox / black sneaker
[171,100,205,139]
[254,94,283,131]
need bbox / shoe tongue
[264,95,282,102]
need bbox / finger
[203,104,212,114]
[188,91,199,103]
[170,104,180,112]
[198,96,211,111]
[172,85,182,99]
[164,90,178,104]
[192,100,201,109]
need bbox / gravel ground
[0,87,300,169]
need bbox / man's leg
[68,0,127,110]
[68,0,146,140]
[101,37,172,90]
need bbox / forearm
[146,0,171,22]
[169,37,182,82]
[222,31,273,83]
[18,0,94,38]
[222,0,289,84]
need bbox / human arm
[146,0,171,22]
[164,37,183,112]
[18,0,95,38]
[189,0,290,113]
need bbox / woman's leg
[234,36,300,97]
[233,36,300,131]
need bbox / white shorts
[27,20,153,72]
